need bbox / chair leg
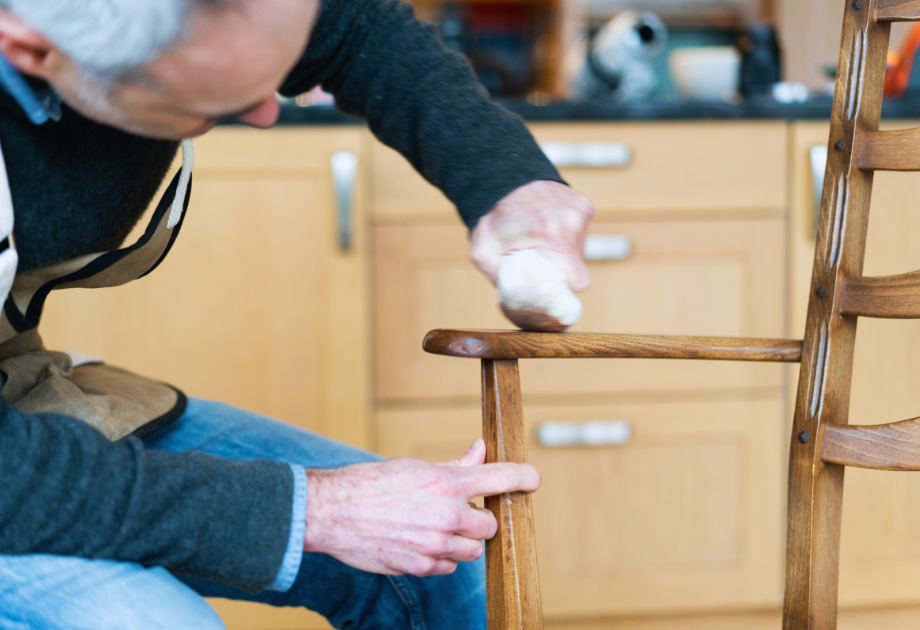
[481,359,544,630]
[783,439,846,630]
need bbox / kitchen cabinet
[39,127,371,630]
[41,127,372,450]
[378,398,785,617]
[33,119,920,629]
[374,218,786,403]
[373,120,789,619]
[372,121,787,223]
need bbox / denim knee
[0,556,226,630]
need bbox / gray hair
[1,0,224,76]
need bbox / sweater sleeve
[0,398,294,594]
[280,0,565,230]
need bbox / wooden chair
[423,1,920,628]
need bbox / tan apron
[0,139,195,441]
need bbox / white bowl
[668,46,741,100]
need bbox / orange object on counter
[885,23,920,97]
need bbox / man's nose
[236,96,281,128]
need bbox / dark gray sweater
[0,0,562,591]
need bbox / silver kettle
[569,11,668,100]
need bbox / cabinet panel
[789,121,920,609]
[377,396,785,617]
[192,127,344,173]
[541,605,920,629]
[371,121,787,222]
[374,219,786,402]
[40,127,371,448]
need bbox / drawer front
[377,396,785,617]
[371,121,787,222]
[193,127,363,173]
[374,218,786,402]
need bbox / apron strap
[0,140,195,338]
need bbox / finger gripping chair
[424,2,920,628]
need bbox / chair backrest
[783,1,920,628]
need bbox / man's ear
[0,10,55,79]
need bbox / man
[0,0,593,628]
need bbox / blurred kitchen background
[395,0,920,104]
[43,2,920,629]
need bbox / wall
[778,0,913,89]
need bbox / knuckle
[442,509,465,532]
[485,514,498,539]
[411,558,437,576]
[500,466,523,490]
[578,197,596,216]
[469,544,484,561]
[415,532,446,556]
[437,469,465,496]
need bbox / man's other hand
[303,439,540,576]
[470,180,595,292]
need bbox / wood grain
[782,2,891,628]
[377,397,785,618]
[822,417,920,470]
[839,270,920,318]
[788,120,920,611]
[876,0,920,21]
[41,128,372,450]
[424,330,802,362]
[39,128,370,630]
[857,128,920,170]
[482,359,544,630]
[376,219,787,402]
[370,122,786,223]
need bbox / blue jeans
[0,399,486,630]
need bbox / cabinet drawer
[193,127,362,173]
[374,218,786,402]
[377,396,785,617]
[371,121,787,222]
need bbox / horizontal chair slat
[423,329,803,362]
[840,270,920,318]
[823,418,920,470]
[858,128,920,170]
[876,0,920,22]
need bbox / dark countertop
[275,94,920,125]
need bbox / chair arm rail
[876,0,920,22]
[857,128,920,170]
[423,329,803,362]
[840,270,920,318]
[822,417,920,470]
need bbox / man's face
[43,0,320,139]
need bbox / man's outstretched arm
[281,0,563,230]
[280,0,593,291]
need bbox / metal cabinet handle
[540,141,632,168]
[810,145,828,237]
[584,234,632,261]
[537,420,632,447]
[331,151,358,251]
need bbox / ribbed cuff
[267,464,307,592]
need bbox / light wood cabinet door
[374,218,786,403]
[378,395,785,617]
[39,128,372,629]
[790,121,920,609]
[41,127,371,448]
[371,121,787,223]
